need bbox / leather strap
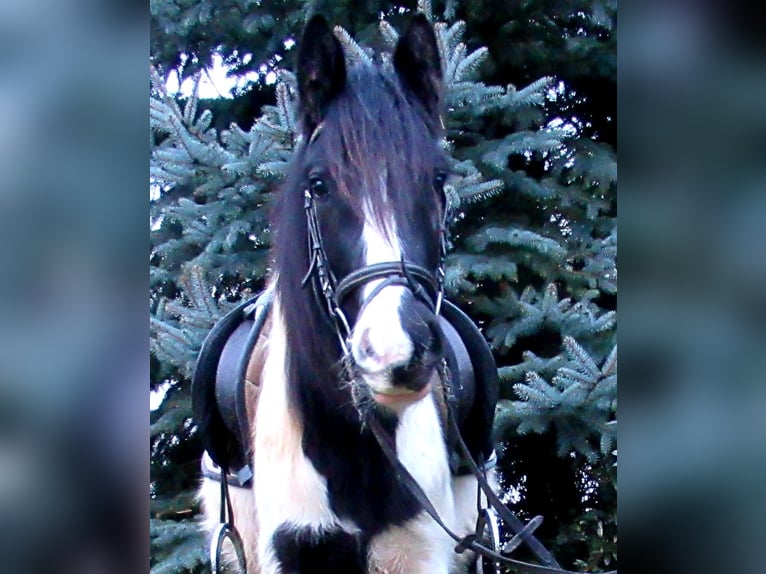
[367,411,617,574]
[335,261,438,306]
[301,185,444,344]
[193,289,273,485]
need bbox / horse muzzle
[350,293,442,407]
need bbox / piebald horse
[200,14,493,573]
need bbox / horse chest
[255,358,455,572]
[365,401,456,573]
[307,392,454,528]
[239,278,465,574]
[364,398,457,572]
[367,516,453,574]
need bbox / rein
[367,407,617,574]
[298,164,616,574]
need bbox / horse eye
[309,177,328,197]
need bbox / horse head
[283,14,448,412]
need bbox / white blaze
[349,190,413,388]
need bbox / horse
[198,14,497,574]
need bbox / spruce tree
[150,1,616,572]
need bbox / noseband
[300,183,448,354]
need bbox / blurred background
[0,0,147,572]
[619,1,766,572]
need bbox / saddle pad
[439,300,499,469]
[192,293,497,483]
[192,292,271,477]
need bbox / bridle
[297,134,616,574]
[300,173,448,356]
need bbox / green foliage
[497,336,616,462]
[150,518,208,574]
[554,460,617,572]
[150,0,616,571]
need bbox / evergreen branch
[443,0,458,21]
[379,20,399,48]
[181,74,200,125]
[468,227,567,260]
[481,131,563,169]
[454,46,488,83]
[498,351,566,383]
[433,22,450,71]
[447,83,506,112]
[440,20,466,50]
[416,0,433,20]
[150,394,192,436]
[334,25,373,66]
[181,264,216,321]
[447,253,518,284]
[541,282,559,313]
[194,108,212,132]
[457,179,505,204]
[498,332,616,461]
[507,76,555,108]
[275,82,297,142]
[444,42,466,85]
[601,344,617,377]
[150,518,207,574]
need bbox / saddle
[191,293,617,574]
[191,289,499,487]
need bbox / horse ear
[297,15,347,136]
[393,14,443,123]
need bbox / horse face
[297,15,446,408]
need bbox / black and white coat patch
[199,299,483,574]
[251,301,465,574]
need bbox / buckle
[201,451,253,488]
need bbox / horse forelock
[314,64,445,236]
